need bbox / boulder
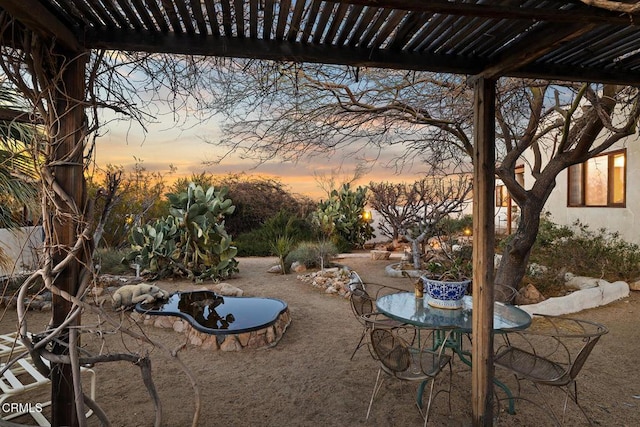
[370,250,391,260]
[211,282,244,296]
[515,283,546,305]
[290,261,307,273]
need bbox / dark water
[136,290,288,335]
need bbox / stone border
[130,308,291,351]
[384,263,422,278]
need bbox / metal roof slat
[371,9,406,50]
[300,0,321,43]
[173,0,196,34]
[131,0,159,31]
[387,10,424,51]
[359,8,391,48]
[418,16,459,53]
[275,0,291,41]
[538,27,615,66]
[234,0,245,37]
[583,31,640,68]
[143,0,170,32]
[41,0,79,28]
[438,16,489,56]
[57,0,103,28]
[190,0,209,34]
[324,2,349,44]
[335,4,364,46]
[472,20,534,58]
[286,0,307,41]
[203,0,221,36]
[220,0,233,36]
[84,0,118,28]
[160,0,183,33]
[104,0,129,28]
[348,6,379,48]
[456,19,504,56]
[113,0,144,30]
[410,13,452,52]
[263,0,275,40]
[249,0,258,37]
[274,0,292,40]
[312,1,335,44]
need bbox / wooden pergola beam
[0,0,80,51]
[82,30,640,86]
[469,23,598,83]
[471,77,496,426]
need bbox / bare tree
[199,61,640,290]
[369,176,472,269]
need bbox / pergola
[0,1,639,426]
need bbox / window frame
[567,148,626,208]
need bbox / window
[568,149,626,207]
[496,184,509,207]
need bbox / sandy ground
[1,255,639,426]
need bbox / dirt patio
[1,255,639,426]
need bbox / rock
[290,261,306,273]
[370,250,391,260]
[220,335,241,351]
[630,280,640,291]
[211,282,244,296]
[515,283,546,305]
[173,320,186,332]
[267,265,282,274]
[565,275,605,290]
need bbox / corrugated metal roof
[1,1,639,84]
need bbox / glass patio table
[375,292,532,413]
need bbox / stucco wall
[524,136,640,245]
[0,226,43,277]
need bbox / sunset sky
[94,110,427,200]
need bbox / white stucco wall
[0,226,43,277]
[535,137,640,245]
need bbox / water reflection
[178,293,235,330]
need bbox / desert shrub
[234,230,272,256]
[234,210,316,257]
[526,216,640,291]
[285,241,338,269]
[95,247,131,275]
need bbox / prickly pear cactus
[126,183,239,281]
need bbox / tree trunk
[494,200,543,290]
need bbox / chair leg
[422,360,452,427]
[350,328,367,360]
[366,368,385,419]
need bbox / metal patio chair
[493,314,608,425]
[366,326,453,425]
[347,270,408,360]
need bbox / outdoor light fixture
[362,210,372,222]
[463,227,472,236]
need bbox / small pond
[135,290,289,336]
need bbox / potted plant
[421,245,473,309]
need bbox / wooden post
[49,48,87,427]
[471,77,496,426]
